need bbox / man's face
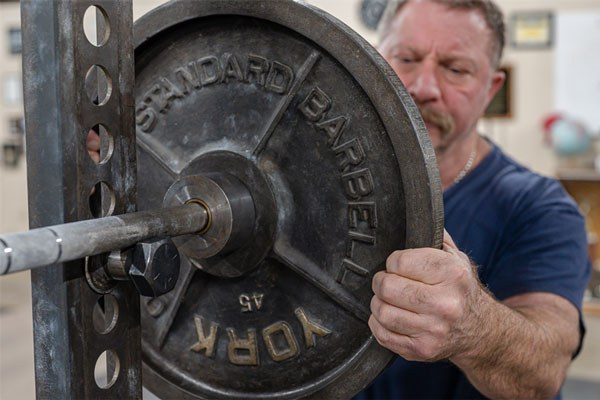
[379,0,505,154]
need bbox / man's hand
[369,230,485,362]
[87,129,101,164]
[369,231,580,399]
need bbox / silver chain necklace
[453,147,477,185]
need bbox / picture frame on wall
[484,65,513,119]
[510,11,554,49]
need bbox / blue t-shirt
[356,142,591,399]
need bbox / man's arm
[450,292,579,399]
[369,232,580,399]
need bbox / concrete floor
[1,271,600,399]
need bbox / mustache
[419,107,455,136]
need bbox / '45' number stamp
[239,293,264,312]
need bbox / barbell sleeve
[0,203,208,275]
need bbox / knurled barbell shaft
[0,203,208,276]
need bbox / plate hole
[94,350,120,389]
[83,5,110,47]
[85,65,112,106]
[93,294,119,334]
[89,181,116,218]
[86,124,114,165]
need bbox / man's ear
[485,69,506,106]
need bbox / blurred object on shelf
[543,113,591,156]
[543,113,599,170]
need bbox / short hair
[378,0,505,68]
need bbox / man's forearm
[450,290,574,399]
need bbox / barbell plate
[134,0,443,398]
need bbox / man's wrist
[449,284,499,370]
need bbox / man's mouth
[419,108,455,137]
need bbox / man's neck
[436,133,491,190]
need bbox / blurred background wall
[1,0,599,399]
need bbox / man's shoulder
[447,144,577,221]
[485,147,580,222]
[445,144,587,282]
[469,146,590,310]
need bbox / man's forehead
[388,0,492,58]
[393,1,489,36]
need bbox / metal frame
[21,1,140,398]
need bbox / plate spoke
[272,239,370,323]
[252,51,321,157]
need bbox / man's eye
[394,55,414,63]
[448,66,466,75]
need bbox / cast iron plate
[134,0,443,398]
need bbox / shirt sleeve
[486,179,591,311]
[486,179,590,357]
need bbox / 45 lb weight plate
[134,0,443,398]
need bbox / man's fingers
[443,229,457,248]
[368,314,417,358]
[442,230,472,264]
[386,249,449,284]
[372,271,436,313]
[370,296,430,336]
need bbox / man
[356,0,591,399]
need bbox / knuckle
[415,340,439,361]
[386,251,399,271]
[422,258,439,276]
[371,296,386,322]
[414,345,429,360]
[437,301,453,319]
[379,276,397,301]
[450,257,473,282]
[454,262,469,280]
[378,302,396,327]
[437,298,461,321]
[387,250,409,273]
[370,295,378,314]
[376,328,391,347]
[402,339,420,361]
[386,250,403,266]
[372,271,385,294]
[381,331,393,347]
[430,322,449,339]
[407,285,430,306]
[368,316,379,336]
[433,253,450,270]
[418,287,431,304]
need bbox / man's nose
[407,63,441,104]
